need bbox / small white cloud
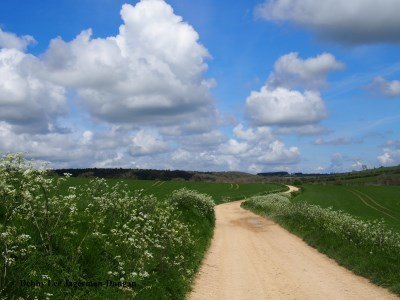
[245,86,327,126]
[268,52,344,89]
[377,142,400,166]
[378,151,395,165]
[369,76,400,97]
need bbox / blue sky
[0,0,399,173]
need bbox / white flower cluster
[81,179,195,290]
[246,194,400,255]
[170,188,215,221]
[0,226,35,267]
[0,153,80,295]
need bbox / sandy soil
[189,186,398,300]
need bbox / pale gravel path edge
[188,185,398,300]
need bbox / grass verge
[242,193,400,295]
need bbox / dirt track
[189,186,397,300]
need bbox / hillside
[258,165,400,186]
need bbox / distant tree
[293,179,303,186]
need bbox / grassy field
[294,185,400,231]
[63,177,285,204]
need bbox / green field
[294,185,400,231]
[64,177,285,204]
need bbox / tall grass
[243,193,400,295]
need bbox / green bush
[293,179,303,186]
[170,188,215,222]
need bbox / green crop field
[63,177,285,204]
[294,185,400,231]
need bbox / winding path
[189,186,397,300]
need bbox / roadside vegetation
[243,192,400,295]
[294,185,400,231]
[0,154,215,299]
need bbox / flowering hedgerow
[0,153,213,299]
[170,188,215,222]
[244,193,400,258]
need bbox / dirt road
[189,186,397,300]
[284,185,299,194]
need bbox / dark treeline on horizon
[53,168,194,181]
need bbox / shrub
[169,188,215,222]
[293,179,303,186]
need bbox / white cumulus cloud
[378,140,400,166]
[244,52,341,129]
[378,151,396,165]
[369,76,400,97]
[42,0,215,128]
[268,52,344,89]
[256,0,400,44]
[245,87,327,126]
